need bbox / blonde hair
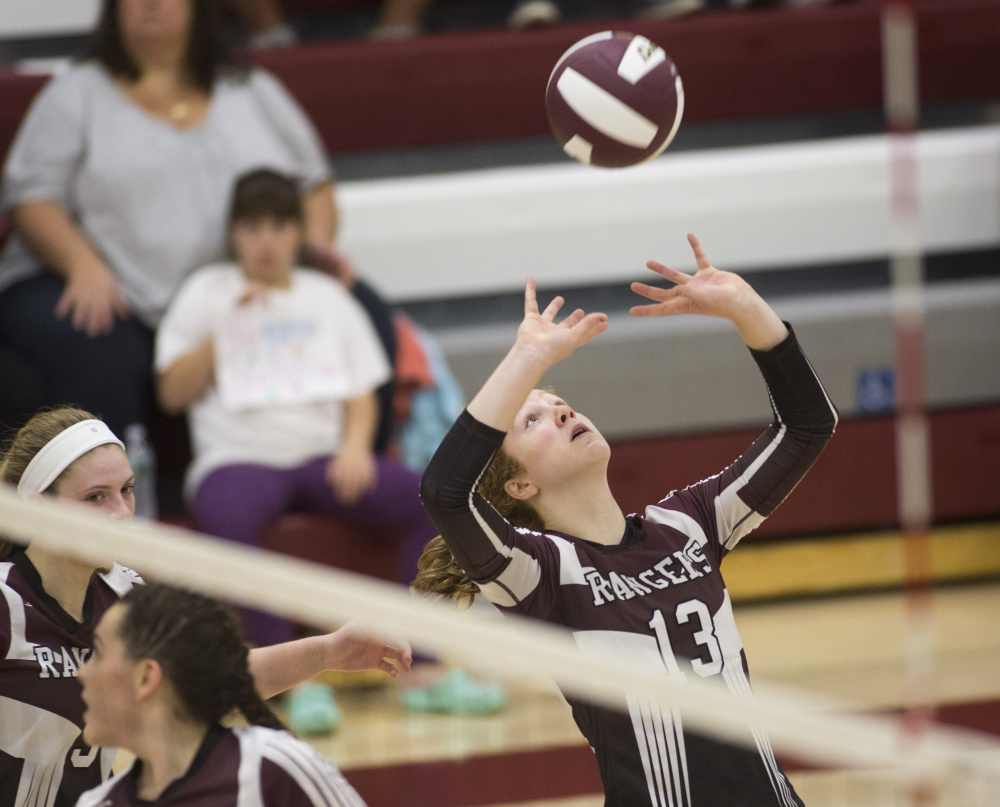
[412,445,544,605]
[0,407,100,560]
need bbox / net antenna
[882,1,938,804]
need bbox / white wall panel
[339,125,1000,301]
[0,0,99,37]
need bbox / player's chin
[80,716,100,747]
[581,434,612,460]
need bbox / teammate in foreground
[416,234,838,806]
[75,583,368,806]
[0,408,409,807]
[77,583,364,807]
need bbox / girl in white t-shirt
[155,169,438,654]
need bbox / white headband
[17,420,126,498]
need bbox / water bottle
[124,423,158,521]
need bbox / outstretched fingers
[570,311,609,346]
[526,277,568,322]
[644,259,690,287]
[629,260,689,317]
[523,277,539,316]
[560,307,586,329]
[541,295,566,321]
[688,232,712,271]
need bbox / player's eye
[122,484,135,497]
[85,492,105,504]
[525,414,538,427]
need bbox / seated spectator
[369,0,715,39]
[0,0,345,443]
[155,168,436,652]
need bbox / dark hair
[0,407,100,561]
[86,0,245,92]
[412,445,544,605]
[119,583,284,730]
[228,168,304,226]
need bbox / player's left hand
[326,448,377,505]
[630,233,761,320]
[323,621,413,678]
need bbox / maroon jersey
[421,327,838,807]
[75,725,367,807]
[0,549,140,807]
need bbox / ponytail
[119,584,285,730]
[233,668,285,730]
[411,535,480,605]
[411,446,545,604]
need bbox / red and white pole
[881,0,937,802]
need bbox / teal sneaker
[286,682,341,736]
[400,670,506,715]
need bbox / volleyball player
[0,407,410,807]
[75,583,367,806]
[416,234,838,806]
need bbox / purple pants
[194,456,437,647]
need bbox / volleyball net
[2,484,999,805]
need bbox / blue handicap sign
[856,368,895,414]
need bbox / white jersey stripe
[749,727,783,803]
[755,728,798,807]
[722,662,798,807]
[715,424,787,550]
[0,696,81,807]
[629,695,693,807]
[1,563,37,661]
[662,703,689,807]
[628,695,662,806]
[74,770,126,807]
[468,490,511,558]
[800,351,840,430]
[261,745,333,806]
[466,486,543,605]
[641,507,709,549]
[671,703,691,807]
[262,744,341,807]
[666,704,689,807]
[258,730,365,807]
[494,546,543,602]
[644,702,670,807]
[750,725,798,807]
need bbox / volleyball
[545,31,684,168]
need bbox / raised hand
[630,233,787,351]
[515,278,608,368]
[465,278,608,431]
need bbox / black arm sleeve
[736,323,839,517]
[419,410,516,580]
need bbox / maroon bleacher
[609,404,1000,539]
[247,402,1000,585]
[3,0,1000,162]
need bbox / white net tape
[2,484,999,798]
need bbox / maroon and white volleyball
[545,31,684,169]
